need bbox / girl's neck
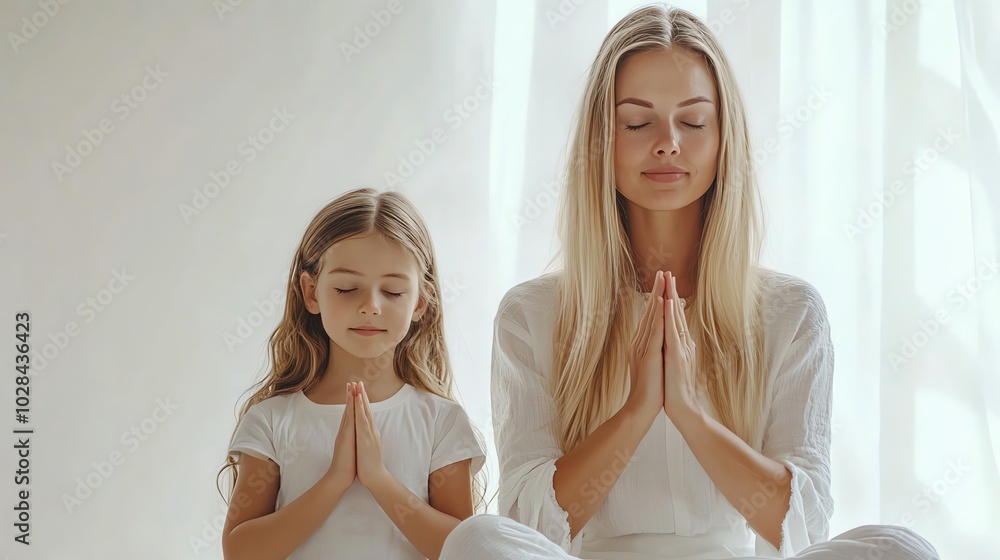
[304,344,405,405]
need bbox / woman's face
[613,47,720,212]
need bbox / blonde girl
[219,188,487,560]
[439,5,938,560]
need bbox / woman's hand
[325,383,357,492]
[627,270,666,420]
[354,382,390,488]
[662,271,700,419]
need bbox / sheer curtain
[489,1,999,558]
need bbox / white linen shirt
[491,270,835,558]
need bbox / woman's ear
[299,270,320,314]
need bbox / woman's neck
[625,203,702,299]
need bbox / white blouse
[490,270,835,558]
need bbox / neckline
[297,383,415,414]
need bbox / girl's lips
[350,328,386,337]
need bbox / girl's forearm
[366,471,462,560]
[223,475,349,560]
[671,405,792,550]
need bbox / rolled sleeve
[756,283,835,557]
[228,404,278,464]
[491,289,582,554]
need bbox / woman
[439,5,939,560]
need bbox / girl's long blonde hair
[548,5,769,453]
[218,187,488,511]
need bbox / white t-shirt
[492,269,835,558]
[228,382,487,560]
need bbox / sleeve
[491,288,583,555]
[228,404,279,464]
[430,402,488,475]
[754,282,836,557]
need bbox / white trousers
[439,515,940,560]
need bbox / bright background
[1,0,997,558]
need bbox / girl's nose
[359,293,380,315]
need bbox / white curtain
[1,1,995,558]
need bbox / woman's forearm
[671,405,792,550]
[553,400,658,539]
[366,471,462,560]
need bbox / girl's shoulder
[242,391,300,419]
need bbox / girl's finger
[354,387,368,434]
[361,383,374,421]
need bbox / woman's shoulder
[494,271,561,323]
[756,267,831,336]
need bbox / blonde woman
[218,188,487,559]
[440,5,938,560]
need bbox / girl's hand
[627,270,666,419]
[662,271,699,419]
[354,382,390,488]
[326,383,357,492]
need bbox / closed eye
[334,288,404,298]
[624,123,705,131]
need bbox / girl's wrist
[323,471,355,494]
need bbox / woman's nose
[655,126,680,156]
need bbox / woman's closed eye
[334,288,404,298]
[624,122,706,131]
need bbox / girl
[440,5,938,560]
[218,188,488,560]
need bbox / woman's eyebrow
[615,96,714,108]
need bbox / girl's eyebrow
[328,267,410,280]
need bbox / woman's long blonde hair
[217,187,488,511]
[548,5,768,453]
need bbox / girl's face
[300,234,426,359]
[613,47,721,212]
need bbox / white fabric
[440,514,941,560]
[228,383,487,560]
[490,269,836,558]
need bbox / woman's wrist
[621,395,661,427]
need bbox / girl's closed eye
[334,288,405,298]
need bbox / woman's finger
[635,272,657,349]
[669,274,687,357]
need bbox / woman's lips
[643,172,688,183]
